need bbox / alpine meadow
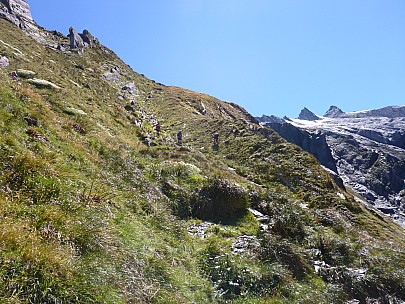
[0,1,404,303]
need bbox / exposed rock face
[0,0,46,43]
[298,107,319,121]
[258,105,405,225]
[68,28,98,49]
[69,26,84,49]
[325,105,405,119]
[0,1,100,51]
[80,29,98,46]
[0,0,33,26]
[266,121,338,173]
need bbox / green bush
[193,178,249,220]
[261,196,310,241]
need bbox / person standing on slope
[177,130,183,146]
[155,123,161,136]
[213,132,219,145]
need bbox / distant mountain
[258,105,405,225]
[298,107,319,120]
[324,105,345,118]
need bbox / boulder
[16,68,35,78]
[69,26,84,49]
[102,66,121,84]
[0,55,9,68]
[27,78,60,89]
[121,82,137,95]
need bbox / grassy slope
[0,18,404,303]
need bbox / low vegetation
[0,17,404,303]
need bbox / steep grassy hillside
[0,18,404,303]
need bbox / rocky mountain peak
[324,105,344,118]
[297,107,318,121]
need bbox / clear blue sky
[28,0,405,118]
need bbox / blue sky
[28,0,405,118]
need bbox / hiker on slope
[177,130,183,146]
[213,132,219,145]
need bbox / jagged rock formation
[69,26,84,49]
[0,0,33,26]
[324,105,344,118]
[259,105,405,225]
[0,0,97,50]
[326,105,405,118]
[68,27,98,49]
[298,107,319,120]
[0,0,45,43]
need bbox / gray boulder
[122,82,137,95]
[0,55,9,68]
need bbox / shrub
[262,196,310,241]
[193,178,249,220]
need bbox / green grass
[0,17,404,303]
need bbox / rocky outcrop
[69,26,84,49]
[80,29,98,46]
[325,105,405,119]
[0,0,46,43]
[68,27,98,49]
[0,1,98,50]
[0,0,33,27]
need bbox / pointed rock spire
[69,26,85,49]
[298,107,318,121]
